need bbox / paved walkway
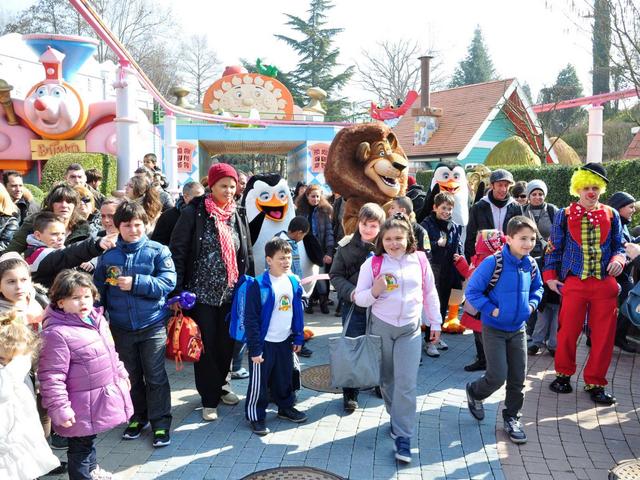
[47,310,640,480]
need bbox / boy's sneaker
[437,338,449,350]
[250,420,270,436]
[503,417,527,444]
[393,436,412,463]
[425,342,440,357]
[298,346,313,358]
[231,368,249,379]
[152,429,171,447]
[90,465,113,479]
[50,432,68,450]
[466,383,485,420]
[122,420,149,439]
[277,406,308,423]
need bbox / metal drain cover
[609,460,640,480]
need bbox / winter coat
[309,206,335,257]
[0,355,60,479]
[5,215,92,254]
[329,231,375,313]
[15,197,40,227]
[94,235,176,331]
[465,194,514,260]
[169,196,253,293]
[421,213,463,288]
[151,197,190,246]
[407,184,427,217]
[24,235,104,289]
[465,245,544,332]
[38,306,133,438]
[503,202,559,259]
[244,272,305,358]
[0,214,18,253]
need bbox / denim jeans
[470,324,527,420]
[532,304,559,349]
[111,323,172,430]
[67,435,96,480]
[341,303,368,399]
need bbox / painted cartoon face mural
[203,72,294,120]
[23,82,86,139]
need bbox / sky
[3,0,595,105]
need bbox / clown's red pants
[555,275,618,386]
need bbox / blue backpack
[228,273,300,342]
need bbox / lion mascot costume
[325,123,409,235]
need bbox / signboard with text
[31,139,86,160]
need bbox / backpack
[371,251,430,303]
[228,273,299,343]
[165,307,203,370]
[463,250,538,319]
[621,282,640,327]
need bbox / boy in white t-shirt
[244,238,307,435]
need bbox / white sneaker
[230,368,249,379]
[425,343,440,357]
[202,407,218,421]
[90,466,113,480]
[437,338,449,350]
[221,390,240,405]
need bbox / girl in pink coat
[38,270,132,480]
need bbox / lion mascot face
[325,123,409,234]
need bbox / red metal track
[532,88,638,113]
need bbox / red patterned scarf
[205,195,239,287]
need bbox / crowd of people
[0,158,639,478]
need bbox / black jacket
[15,197,40,226]
[464,196,513,260]
[0,214,18,253]
[169,196,253,293]
[407,184,427,218]
[151,206,181,246]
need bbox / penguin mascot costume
[418,161,470,333]
[242,173,323,294]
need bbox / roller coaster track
[68,0,352,127]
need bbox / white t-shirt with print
[264,273,294,342]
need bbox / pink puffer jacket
[38,306,132,437]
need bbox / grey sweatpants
[371,314,422,439]
[470,324,527,420]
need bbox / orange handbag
[165,306,203,370]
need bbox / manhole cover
[300,364,341,393]
[609,460,640,480]
[241,466,345,479]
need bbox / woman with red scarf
[170,164,253,421]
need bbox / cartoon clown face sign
[22,47,88,140]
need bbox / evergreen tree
[449,26,496,88]
[592,0,611,116]
[538,64,586,136]
[275,0,354,120]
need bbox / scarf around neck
[488,190,509,208]
[205,195,239,287]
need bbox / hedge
[41,153,118,195]
[24,183,45,204]
[416,158,640,213]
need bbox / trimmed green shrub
[23,183,45,204]
[485,136,541,166]
[41,153,117,195]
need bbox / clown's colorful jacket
[542,202,625,282]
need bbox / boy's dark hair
[374,213,416,256]
[392,196,414,214]
[2,170,21,186]
[50,269,99,307]
[434,192,455,207]
[506,215,538,237]
[358,202,385,224]
[85,168,102,183]
[288,216,310,234]
[65,163,84,174]
[265,237,293,259]
[33,211,65,233]
[113,200,149,228]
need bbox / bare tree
[3,0,84,35]
[608,0,640,108]
[179,35,221,105]
[356,39,445,104]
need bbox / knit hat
[208,163,238,188]
[489,169,514,185]
[607,191,636,211]
[407,175,417,187]
[526,179,548,197]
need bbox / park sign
[31,139,86,160]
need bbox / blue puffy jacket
[94,235,176,331]
[466,245,543,332]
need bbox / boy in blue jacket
[94,201,176,448]
[244,237,307,435]
[464,216,543,444]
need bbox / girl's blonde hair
[374,213,416,256]
[0,311,39,362]
[73,184,96,214]
[0,183,18,217]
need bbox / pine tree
[449,26,496,88]
[275,0,354,120]
[592,0,611,116]
[538,64,586,136]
